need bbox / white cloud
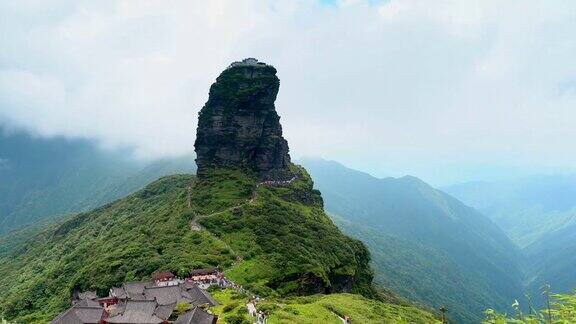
[0,0,575,184]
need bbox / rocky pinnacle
[194,58,292,180]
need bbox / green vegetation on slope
[445,176,576,306]
[301,158,525,323]
[0,175,234,322]
[484,290,576,323]
[260,293,439,324]
[194,165,375,298]
[0,164,383,322]
[210,287,439,324]
[444,176,576,248]
[209,288,252,324]
[0,127,196,234]
[0,216,66,258]
[332,214,507,323]
[524,224,576,307]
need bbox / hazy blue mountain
[445,176,576,303]
[0,128,195,233]
[524,222,576,302]
[444,176,576,248]
[300,158,524,323]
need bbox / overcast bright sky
[1,0,575,186]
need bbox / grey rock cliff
[194,58,292,180]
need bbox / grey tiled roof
[75,299,100,307]
[109,300,126,317]
[123,281,152,298]
[52,306,104,324]
[144,285,192,305]
[78,291,98,300]
[175,307,217,324]
[144,285,184,305]
[105,312,164,323]
[55,280,218,323]
[154,302,175,320]
[111,287,127,299]
[185,285,217,307]
[182,281,196,290]
[124,299,157,313]
[106,300,164,324]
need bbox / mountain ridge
[299,157,525,323]
[0,128,196,234]
[445,176,576,305]
[0,60,435,323]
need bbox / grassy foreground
[210,288,439,324]
[195,166,375,297]
[484,290,576,323]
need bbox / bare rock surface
[194,58,292,180]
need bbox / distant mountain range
[300,158,525,323]
[444,176,576,305]
[0,128,196,233]
[2,126,575,322]
[444,176,576,248]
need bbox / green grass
[0,166,437,322]
[210,288,253,324]
[332,214,504,323]
[484,290,576,323]
[197,166,375,297]
[224,258,277,296]
[300,159,526,323]
[0,167,374,321]
[261,293,440,324]
[190,168,256,215]
[211,288,440,324]
[0,175,236,322]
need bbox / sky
[1,0,576,186]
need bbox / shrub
[258,303,279,314]
[224,313,250,324]
[223,302,239,313]
[483,290,576,323]
[284,306,300,315]
[175,302,192,316]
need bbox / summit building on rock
[194,58,292,180]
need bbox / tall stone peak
[194,58,292,180]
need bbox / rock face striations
[194,58,292,180]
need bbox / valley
[445,177,576,306]
[300,158,525,323]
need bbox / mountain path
[188,175,298,231]
[186,175,298,323]
[187,176,298,262]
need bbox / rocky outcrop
[194,58,292,180]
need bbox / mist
[1,0,576,185]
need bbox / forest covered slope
[301,158,524,323]
[0,128,195,234]
[445,177,576,305]
[0,60,441,323]
[0,167,440,323]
